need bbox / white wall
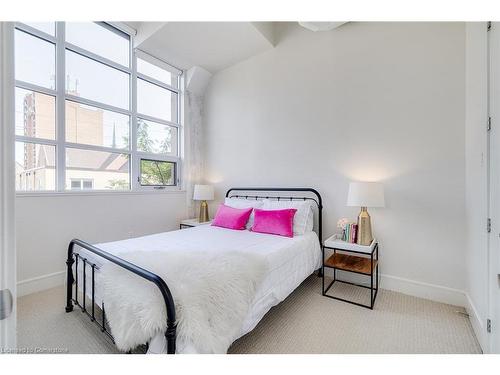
[204,22,467,304]
[464,22,489,351]
[16,192,187,296]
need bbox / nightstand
[322,234,379,309]
[179,218,212,229]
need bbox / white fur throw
[101,250,267,353]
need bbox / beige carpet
[17,275,481,354]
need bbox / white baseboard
[465,294,487,353]
[326,269,467,307]
[17,270,65,297]
[17,270,467,309]
[380,274,466,307]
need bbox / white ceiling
[125,22,275,73]
[298,22,347,32]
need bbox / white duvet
[75,225,322,353]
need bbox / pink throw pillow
[251,208,297,238]
[211,204,253,230]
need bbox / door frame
[0,21,16,350]
[488,21,500,354]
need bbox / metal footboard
[65,239,177,354]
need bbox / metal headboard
[225,187,323,241]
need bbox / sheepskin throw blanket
[101,250,267,353]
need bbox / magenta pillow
[211,204,253,230]
[251,208,297,238]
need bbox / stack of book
[343,223,358,244]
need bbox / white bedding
[74,225,321,353]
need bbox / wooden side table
[322,234,379,309]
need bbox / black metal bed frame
[65,240,177,353]
[65,187,323,354]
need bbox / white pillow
[305,206,314,233]
[261,199,315,235]
[224,198,264,229]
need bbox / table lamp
[193,184,214,222]
[347,182,385,246]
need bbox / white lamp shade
[347,182,385,208]
[193,184,214,201]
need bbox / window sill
[15,189,187,198]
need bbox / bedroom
[0,0,499,372]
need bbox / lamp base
[199,201,209,222]
[357,207,373,246]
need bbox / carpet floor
[17,275,481,354]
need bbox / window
[137,79,178,122]
[70,179,94,190]
[65,101,129,150]
[137,119,178,155]
[15,141,56,191]
[65,50,130,109]
[65,148,130,190]
[15,88,56,139]
[23,22,55,36]
[137,57,177,88]
[14,29,55,89]
[65,22,129,67]
[140,160,176,187]
[14,22,183,192]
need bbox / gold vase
[357,207,373,246]
[199,200,209,222]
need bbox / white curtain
[183,90,205,218]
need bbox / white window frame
[14,21,183,194]
[134,49,182,191]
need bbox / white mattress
[74,225,321,353]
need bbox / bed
[65,187,323,354]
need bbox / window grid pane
[15,29,56,89]
[137,118,178,155]
[66,22,130,67]
[137,57,178,88]
[15,88,56,140]
[15,142,56,191]
[65,100,130,150]
[65,148,130,191]
[137,78,178,123]
[140,159,175,186]
[65,50,130,110]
